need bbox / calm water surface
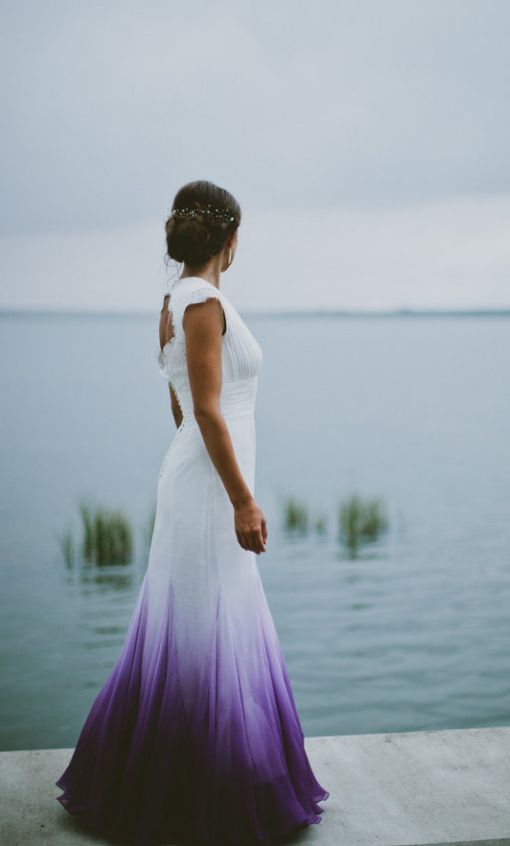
[0,311,509,751]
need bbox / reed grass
[338,493,388,555]
[282,496,309,533]
[281,498,328,536]
[314,514,328,534]
[55,525,75,567]
[78,499,133,566]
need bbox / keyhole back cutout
[159,293,176,353]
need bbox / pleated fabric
[55,276,329,845]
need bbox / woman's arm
[183,298,267,554]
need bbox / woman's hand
[234,497,267,554]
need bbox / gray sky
[1,0,509,311]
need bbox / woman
[55,180,329,845]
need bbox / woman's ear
[230,228,239,251]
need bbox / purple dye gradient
[56,571,329,845]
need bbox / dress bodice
[155,277,263,432]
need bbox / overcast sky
[1,0,509,312]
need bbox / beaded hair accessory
[171,204,238,224]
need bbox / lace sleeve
[181,286,226,335]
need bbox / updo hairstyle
[165,180,241,269]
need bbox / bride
[55,179,329,846]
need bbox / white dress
[55,276,329,846]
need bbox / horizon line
[1,306,510,319]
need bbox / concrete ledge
[1,726,509,845]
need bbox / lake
[0,310,509,752]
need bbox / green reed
[281,497,329,536]
[78,499,133,566]
[338,494,388,555]
[56,524,75,567]
[282,496,309,533]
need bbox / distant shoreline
[1,307,509,319]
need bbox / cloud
[0,0,509,237]
[245,194,510,311]
[1,2,508,309]
[1,194,508,312]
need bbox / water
[0,311,509,752]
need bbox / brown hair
[165,179,241,269]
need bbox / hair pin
[171,206,236,224]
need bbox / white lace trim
[169,378,186,433]
[188,287,221,305]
